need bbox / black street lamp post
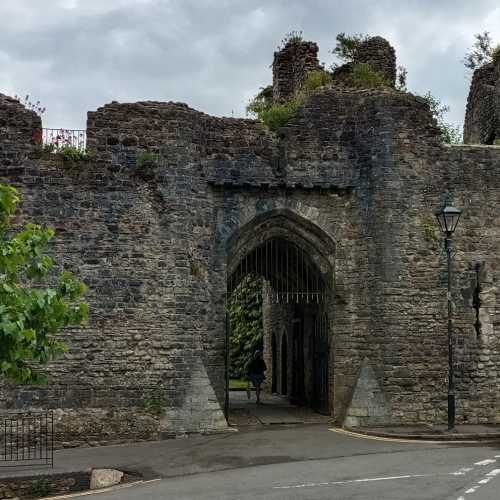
[434,200,462,431]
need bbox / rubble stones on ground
[90,469,124,490]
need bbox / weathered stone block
[90,469,123,490]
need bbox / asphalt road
[77,427,500,500]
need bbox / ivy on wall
[226,275,263,378]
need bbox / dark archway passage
[225,211,335,420]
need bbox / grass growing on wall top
[247,69,333,131]
[349,63,390,88]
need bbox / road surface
[75,426,500,499]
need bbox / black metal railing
[0,412,53,467]
[42,128,86,151]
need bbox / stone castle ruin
[2,35,500,445]
[464,53,500,144]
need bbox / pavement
[345,424,500,441]
[229,391,500,441]
[228,391,333,426]
[4,392,500,498]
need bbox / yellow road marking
[43,479,161,499]
[329,427,488,445]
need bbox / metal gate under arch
[225,236,330,417]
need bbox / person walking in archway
[247,350,267,404]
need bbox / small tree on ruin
[463,31,500,72]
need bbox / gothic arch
[226,209,336,293]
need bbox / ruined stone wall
[279,87,500,425]
[464,60,500,144]
[0,93,41,167]
[3,71,500,443]
[331,37,397,88]
[345,92,500,424]
[353,37,397,86]
[426,144,500,424]
[0,99,278,444]
[272,41,321,102]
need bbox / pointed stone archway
[225,209,335,420]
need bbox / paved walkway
[228,391,333,426]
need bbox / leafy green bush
[464,31,496,71]
[301,70,332,95]
[258,101,300,131]
[247,88,301,132]
[349,63,389,89]
[420,91,462,144]
[59,145,88,162]
[30,478,51,497]
[246,86,273,117]
[40,143,88,162]
[331,32,370,65]
[0,184,88,383]
[247,70,332,131]
[227,275,263,378]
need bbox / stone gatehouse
[2,35,500,445]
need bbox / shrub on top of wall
[59,145,89,162]
[277,30,304,50]
[247,69,332,132]
[41,144,89,162]
[257,99,301,131]
[348,63,390,89]
[301,69,333,94]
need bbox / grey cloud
[0,0,499,129]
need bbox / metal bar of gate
[286,242,289,303]
[295,245,299,303]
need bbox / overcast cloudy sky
[1,0,499,130]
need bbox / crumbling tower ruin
[272,40,321,101]
[332,36,397,87]
[272,36,397,100]
[353,36,397,86]
[464,57,500,144]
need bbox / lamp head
[434,199,462,235]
